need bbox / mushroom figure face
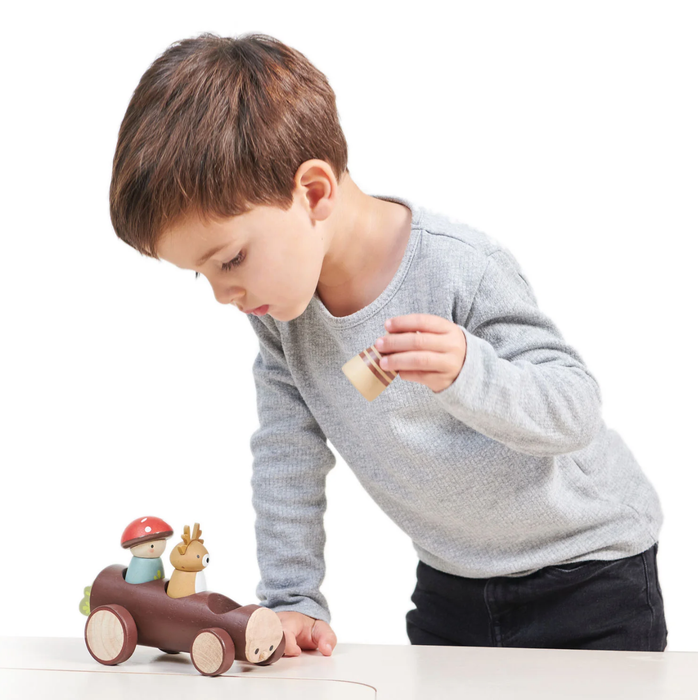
[130,539,167,558]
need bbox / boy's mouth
[244,304,269,316]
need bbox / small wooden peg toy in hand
[167,523,210,598]
[343,314,468,400]
[342,341,399,402]
[121,516,174,584]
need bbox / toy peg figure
[121,516,174,584]
[167,523,210,598]
[342,339,399,401]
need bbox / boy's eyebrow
[196,243,228,266]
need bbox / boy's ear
[296,159,336,221]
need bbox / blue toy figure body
[125,553,165,583]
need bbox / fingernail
[385,318,392,328]
[375,338,384,349]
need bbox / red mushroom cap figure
[121,516,173,584]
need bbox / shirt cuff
[260,599,331,625]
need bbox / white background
[1,1,696,652]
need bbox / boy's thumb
[311,620,336,656]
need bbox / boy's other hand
[277,611,337,657]
[375,314,467,393]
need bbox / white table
[1,637,696,699]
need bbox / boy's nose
[214,286,244,306]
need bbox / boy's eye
[194,251,245,279]
[221,252,245,271]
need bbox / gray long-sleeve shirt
[247,194,663,623]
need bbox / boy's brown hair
[109,32,349,259]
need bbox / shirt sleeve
[433,247,603,457]
[247,314,336,623]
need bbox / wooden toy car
[85,564,286,676]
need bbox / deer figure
[167,523,210,599]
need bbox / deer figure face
[169,523,210,572]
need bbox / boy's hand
[277,611,337,657]
[375,314,467,393]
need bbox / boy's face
[156,191,326,323]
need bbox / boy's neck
[316,175,412,310]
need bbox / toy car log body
[86,564,285,675]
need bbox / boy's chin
[271,301,310,323]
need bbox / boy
[109,32,667,654]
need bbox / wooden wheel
[190,627,235,676]
[85,604,138,665]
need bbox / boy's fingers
[277,611,310,655]
[282,629,302,656]
[376,331,444,354]
[277,612,336,656]
[385,314,450,333]
[379,350,451,374]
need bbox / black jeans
[406,542,668,651]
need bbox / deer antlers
[176,523,204,555]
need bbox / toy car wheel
[85,604,138,665]
[190,627,235,676]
